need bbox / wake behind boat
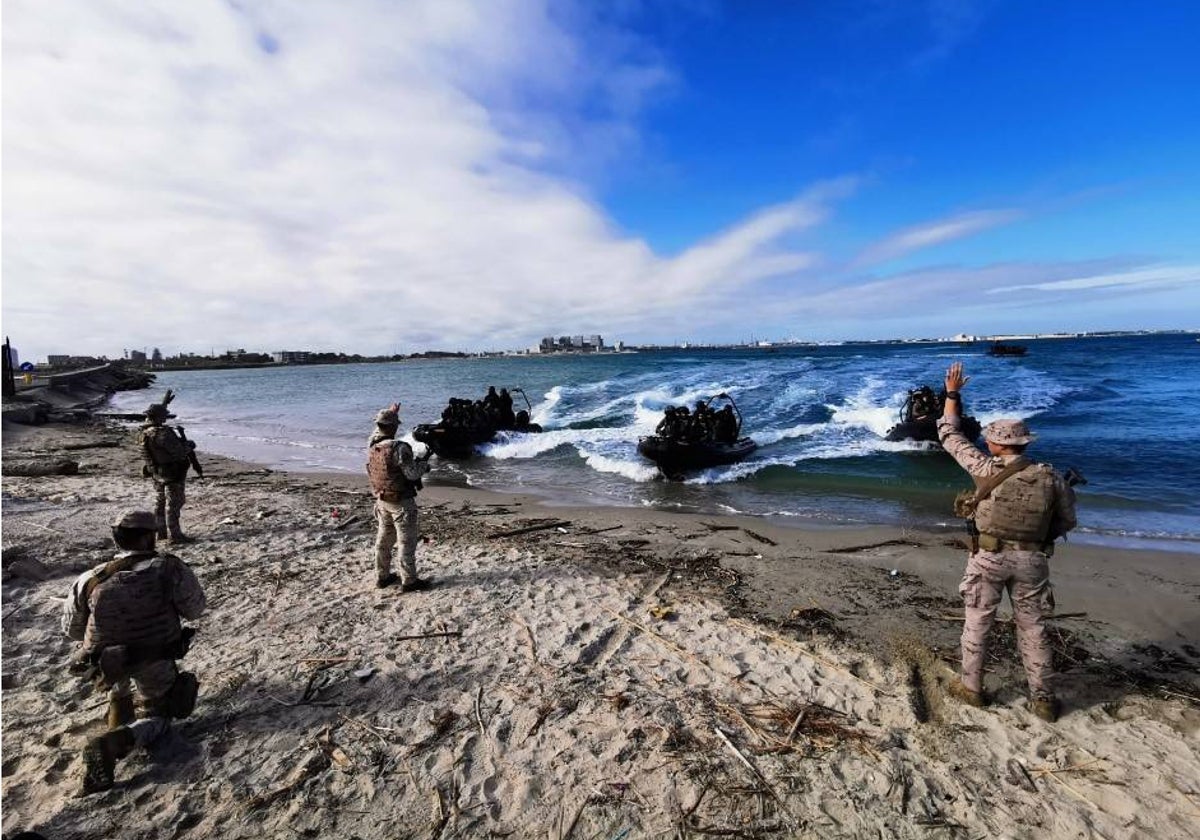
[638,393,757,479]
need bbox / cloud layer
[3,1,1196,361]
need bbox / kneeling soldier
[62,510,207,793]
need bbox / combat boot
[82,726,135,794]
[946,679,987,708]
[168,534,196,545]
[400,577,433,593]
[106,694,136,729]
[1030,696,1061,722]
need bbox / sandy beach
[3,414,1199,839]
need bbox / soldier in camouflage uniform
[938,361,1077,721]
[367,403,432,590]
[139,400,197,543]
[62,510,207,793]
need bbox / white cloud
[854,208,1020,267]
[4,0,837,359]
[987,264,1200,294]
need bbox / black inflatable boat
[638,392,756,479]
[884,385,981,443]
[637,435,758,480]
[414,387,542,459]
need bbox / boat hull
[413,422,542,459]
[885,415,982,444]
[637,436,757,479]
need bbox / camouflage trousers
[110,658,178,718]
[152,479,187,539]
[959,549,1055,700]
[374,497,419,584]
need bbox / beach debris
[316,726,355,771]
[353,665,376,683]
[488,519,572,539]
[728,618,892,695]
[245,748,329,810]
[395,630,462,642]
[714,726,783,804]
[3,555,52,582]
[829,539,922,554]
[218,517,239,526]
[889,569,900,577]
[254,509,276,519]
[741,528,777,546]
[908,664,930,724]
[333,514,361,531]
[2,458,80,477]
[1005,758,1039,793]
[647,603,676,621]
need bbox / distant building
[273,351,310,364]
[48,355,71,367]
[537,334,606,353]
[129,350,147,363]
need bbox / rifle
[175,426,204,478]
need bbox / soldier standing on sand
[62,511,206,793]
[139,390,199,544]
[938,361,1077,721]
[367,403,433,590]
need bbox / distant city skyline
[4,2,1198,363]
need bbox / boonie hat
[112,510,158,531]
[145,403,175,420]
[983,419,1036,446]
[375,408,400,426]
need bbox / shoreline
[3,415,1199,838]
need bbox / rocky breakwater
[2,363,154,476]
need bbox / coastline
[3,415,1199,838]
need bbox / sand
[2,416,1199,839]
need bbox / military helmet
[145,403,175,421]
[111,510,158,531]
[374,407,400,427]
[983,419,1036,446]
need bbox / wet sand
[2,416,1199,839]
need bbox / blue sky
[3,1,1198,360]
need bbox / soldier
[367,403,433,590]
[139,393,198,544]
[62,510,206,793]
[938,361,1077,721]
[713,405,739,444]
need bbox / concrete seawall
[2,363,155,425]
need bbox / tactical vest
[141,427,189,482]
[82,554,182,652]
[367,441,416,503]
[974,463,1058,543]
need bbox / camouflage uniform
[62,547,206,727]
[140,411,194,541]
[368,421,431,587]
[938,416,1076,701]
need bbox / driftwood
[396,630,462,642]
[908,664,930,723]
[488,520,570,539]
[3,458,79,477]
[740,528,777,546]
[828,539,920,554]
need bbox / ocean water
[109,334,1200,551]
